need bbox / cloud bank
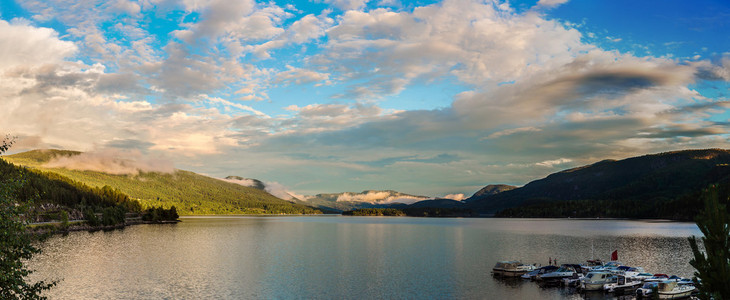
[1,0,728,197]
[44,149,175,175]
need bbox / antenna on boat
[590,240,595,261]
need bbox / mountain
[300,190,431,212]
[468,184,516,199]
[224,176,266,190]
[3,149,321,215]
[465,149,730,219]
[406,198,465,208]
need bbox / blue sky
[1,0,729,199]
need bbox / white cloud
[442,193,465,201]
[323,0,371,11]
[336,191,429,204]
[535,0,570,8]
[45,149,175,175]
[0,20,77,70]
[535,158,572,168]
[275,65,330,85]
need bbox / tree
[688,186,730,300]
[1,136,55,299]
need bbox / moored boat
[521,265,558,280]
[537,264,579,282]
[492,261,536,277]
[636,281,659,298]
[603,274,642,294]
[581,271,616,291]
[656,280,695,299]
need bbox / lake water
[28,216,702,299]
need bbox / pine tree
[688,186,730,300]
[1,136,56,299]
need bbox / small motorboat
[521,265,558,280]
[537,264,579,282]
[645,274,670,282]
[581,271,617,291]
[656,280,695,299]
[636,281,659,298]
[604,274,642,294]
[492,261,536,277]
[629,272,654,281]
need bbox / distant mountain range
[7,148,730,219]
[464,149,730,220]
[291,190,432,212]
[3,150,321,215]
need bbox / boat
[623,267,646,278]
[645,274,670,282]
[636,281,659,298]
[521,265,558,280]
[537,264,579,282]
[561,273,583,287]
[656,280,695,299]
[581,271,617,291]
[604,274,642,294]
[590,261,623,272]
[629,272,654,281]
[492,261,536,277]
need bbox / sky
[1,0,729,199]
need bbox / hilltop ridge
[3,149,322,215]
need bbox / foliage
[688,186,730,300]
[101,206,126,226]
[141,206,179,222]
[4,150,321,215]
[342,207,475,217]
[0,138,55,299]
[402,207,476,217]
[343,208,406,216]
[0,158,141,214]
[83,208,100,227]
[477,149,730,219]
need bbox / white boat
[615,266,645,278]
[492,261,536,277]
[604,274,642,294]
[590,261,623,272]
[537,264,578,281]
[561,273,583,287]
[656,280,695,299]
[581,271,616,291]
[629,272,654,281]
[521,265,558,280]
[636,281,659,298]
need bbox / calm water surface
[29,216,701,299]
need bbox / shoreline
[28,219,181,235]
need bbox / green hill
[465,149,730,219]
[3,149,321,215]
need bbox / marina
[493,254,698,299]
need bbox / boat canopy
[494,261,520,269]
[658,281,678,292]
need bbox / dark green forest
[4,150,322,216]
[495,179,730,220]
[343,207,476,217]
[0,158,177,227]
[467,149,730,220]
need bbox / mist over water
[29,217,701,299]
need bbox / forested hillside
[3,150,321,215]
[467,149,730,220]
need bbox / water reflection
[28,217,701,299]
